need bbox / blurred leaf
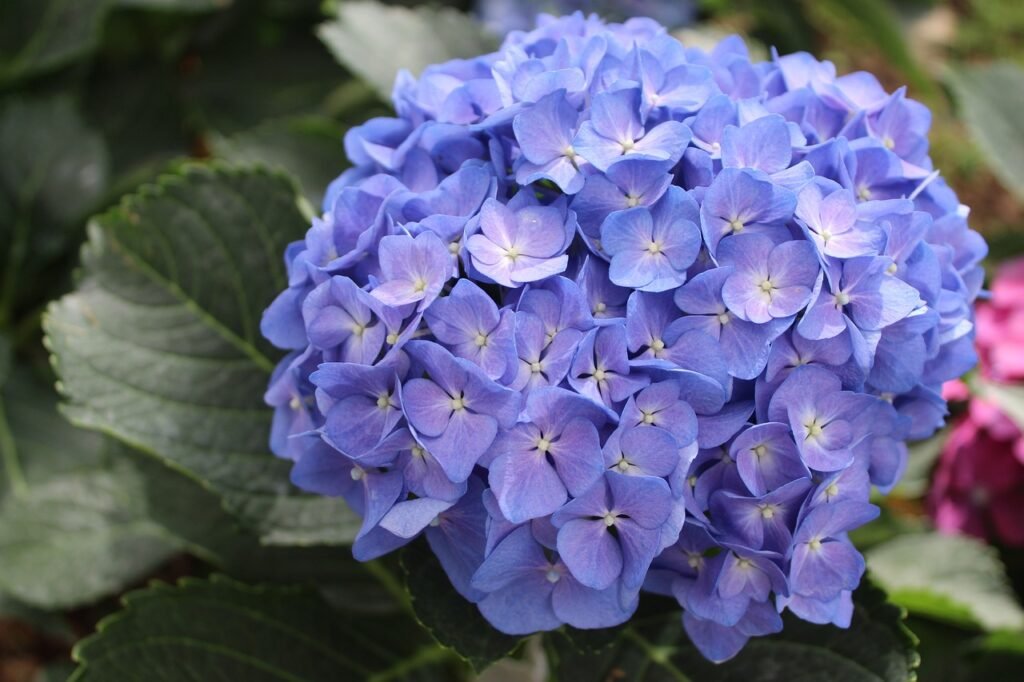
[402,540,523,672]
[185,22,344,134]
[0,594,75,642]
[210,116,349,209]
[84,60,189,197]
[892,430,948,498]
[0,96,109,325]
[318,1,497,101]
[69,575,461,681]
[43,164,360,545]
[126,448,395,609]
[811,0,937,100]
[867,532,1024,631]
[547,580,919,682]
[117,0,231,10]
[966,630,1024,682]
[0,0,110,85]
[0,370,180,609]
[946,62,1024,202]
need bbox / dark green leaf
[318,1,497,101]
[402,540,523,672]
[0,0,110,85]
[0,371,180,609]
[185,23,345,134]
[117,0,230,11]
[210,116,349,209]
[867,532,1024,631]
[548,581,919,682]
[43,164,359,545]
[946,62,1024,202]
[69,575,462,682]
[0,96,109,324]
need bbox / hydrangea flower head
[262,13,985,661]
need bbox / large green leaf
[210,116,349,209]
[318,1,497,101]
[0,369,180,609]
[69,575,463,681]
[547,581,918,682]
[402,540,523,672]
[867,532,1024,631]
[43,164,359,545]
[0,0,110,85]
[946,62,1024,202]
[0,96,110,325]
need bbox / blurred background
[2,1,1024,680]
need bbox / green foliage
[318,1,498,101]
[402,541,524,672]
[0,96,110,325]
[0,0,110,85]
[210,115,350,208]
[546,580,919,682]
[867,532,1024,631]
[69,575,463,682]
[43,164,359,545]
[946,62,1024,202]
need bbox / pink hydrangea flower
[932,257,1024,546]
[928,399,1024,546]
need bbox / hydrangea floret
[261,13,985,661]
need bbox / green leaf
[125,447,396,610]
[867,532,1024,631]
[185,21,347,134]
[0,96,110,324]
[810,0,936,101]
[43,164,359,545]
[547,581,919,682]
[318,1,497,101]
[0,0,110,85]
[69,575,462,681]
[210,116,349,209]
[402,540,523,672]
[0,370,180,609]
[117,0,230,11]
[946,62,1024,202]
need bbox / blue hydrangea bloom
[261,12,986,662]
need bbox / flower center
[474,332,489,348]
[536,436,552,453]
[834,291,850,307]
[411,445,426,458]
[805,417,824,439]
[448,240,460,255]
[759,504,776,519]
[753,444,768,458]
[825,482,839,499]
[857,185,872,201]
[530,360,543,373]
[450,395,466,411]
[642,411,656,425]
[545,568,561,583]
[412,278,428,293]
[717,312,731,325]
[593,367,607,382]
[729,218,745,233]
[616,458,630,472]
[758,279,774,293]
[376,393,391,409]
[626,193,641,207]
[808,538,823,551]
[350,467,365,481]
[651,338,665,351]
[647,241,662,254]
[886,262,898,275]
[593,301,607,315]
[621,138,636,153]
[603,512,617,527]
[386,332,399,345]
